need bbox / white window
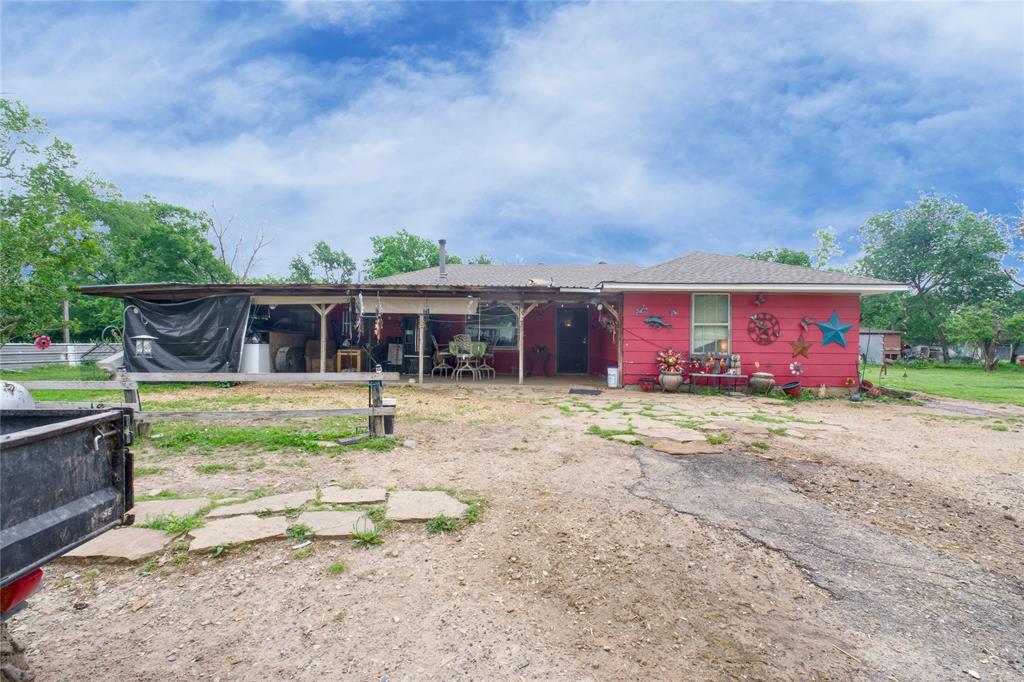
[691,294,731,354]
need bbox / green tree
[288,240,356,283]
[944,300,1024,370]
[812,227,843,270]
[745,248,812,267]
[857,193,1011,362]
[364,230,462,279]
[0,99,102,343]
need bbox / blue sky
[2,1,1021,277]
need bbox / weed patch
[328,560,347,575]
[139,513,205,535]
[426,515,459,534]
[286,523,314,542]
[195,462,237,474]
[705,433,730,445]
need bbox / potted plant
[657,349,686,393]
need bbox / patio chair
[475,342,495,379]
[431,335,452,377]
[450,334,478,381]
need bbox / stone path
[386,491,468,521]
[319,487,387,505]
[206,490,317,517]
[65,527,172,561]
[189,515,289,552]
[296,511,370,538]
[131,498,209,522]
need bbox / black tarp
[123,295,251,372]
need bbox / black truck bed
[1,408,134,586]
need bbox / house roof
[600,251,903,292]
[367,263,641,289]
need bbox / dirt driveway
[9,383,1023,680]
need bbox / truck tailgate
[1,409,134,586]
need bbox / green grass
[586,424,635,438]
[293,545,315,560]
[195,462,237,474]
[864,363,1024,407]
[327,560,347,575]
[767,426,788,437]
[147,419,380,455]
[705,433,730,445]
[134,465,169,477]
[0,363,188,402]
[286,523,314,541]
[426,514,459,534]
[747,440,769,452]
[138,512,205,535]
[351,527,384,548]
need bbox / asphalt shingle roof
[604,251,900,286]
[367,263,642,288]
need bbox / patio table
[688,373,749,394]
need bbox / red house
[82,250,904,388]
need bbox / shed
[859,328,903,364]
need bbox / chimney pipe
[438,239,448,283]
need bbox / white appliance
[241,343,271,373]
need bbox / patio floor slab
[296,511,370,538]
[188,515,289,551]
[131,498,209,523]
[386,491,467,521]
[319,487,387,505]
[65,527,172,562]
[207,490,317,517]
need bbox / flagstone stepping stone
[131,498,209,523]
[319,487,387,505]
[706,421,772,436]
[295,511,370,538]
[609,434,642,443]
[385,491,467,522]
[787,422,844,432]
[65,527,172,562]
[650,440,724,456]
[207,490,316,518]
[188,515,289,551]
[633,425,706,442]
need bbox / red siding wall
[622,292,861,387]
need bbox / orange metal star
[789,335,812,358]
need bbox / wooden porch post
[605,301,624,389]
[311,304,337,373]
[517,303,538,386]
[417,313,425,384]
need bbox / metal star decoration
[789,335,812,358]
[815,310,852,347]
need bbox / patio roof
[366,263,641,289]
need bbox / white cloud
[2,1,1020,275]
[280,0,399,29]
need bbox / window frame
[690,293,731,354]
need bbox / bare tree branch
[208,203,271,281]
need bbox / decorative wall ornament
[815,310,852,347]
[747,312,781,345]
[669,308,678,317]
[33,335,52,351]
[644,315,672,329]
[634,305,648,316]
[788,335,812,358]
[753,293,766,306]
[789,361,804,375]
[800,316,815,331]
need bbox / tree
[364,230,462,279]
[812,227,843,270]
[857,193,1011,362]
[288,240,356,284]
[1004,203,1023,287]
[745,248,812,267]
[210,202,271,282]
[0,99,102,343]
[944,301,1024,370]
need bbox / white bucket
[607,366,620,388]
[241,343,271,373]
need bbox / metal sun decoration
[747,312,781,345]
[789,361,804,375]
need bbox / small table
[335,348,363,372]
[688,373,749,394]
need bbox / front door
[556,308,589,374]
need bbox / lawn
[865,363,1024,407]
[0,362,196,402]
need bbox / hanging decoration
[789,361,804,375]
[800,316,815,331]
[747,312,781,345]
[33,335,51,351]
[644,315,672,329]
[815,310,852,347]
[355,293,365,342]
[634,305,648,317]
[373,292,384,343]
[788,335,812,358]
[752,293,766,307]
[669,308,678,317]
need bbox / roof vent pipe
[438,239,448,283]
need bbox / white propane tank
[1,381,36,409]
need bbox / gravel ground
[7,383,1023,680]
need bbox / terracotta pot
[781,381,802,398]
[749,372,775,395]
[659,371,684,393]
[639,377,657,393]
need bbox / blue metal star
[815,310,852,347]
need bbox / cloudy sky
[2,1,1021,277]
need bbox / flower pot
[639,377,657,393]
[781,381,801,398]
[749,372,775,395]
[659,371,684,393]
